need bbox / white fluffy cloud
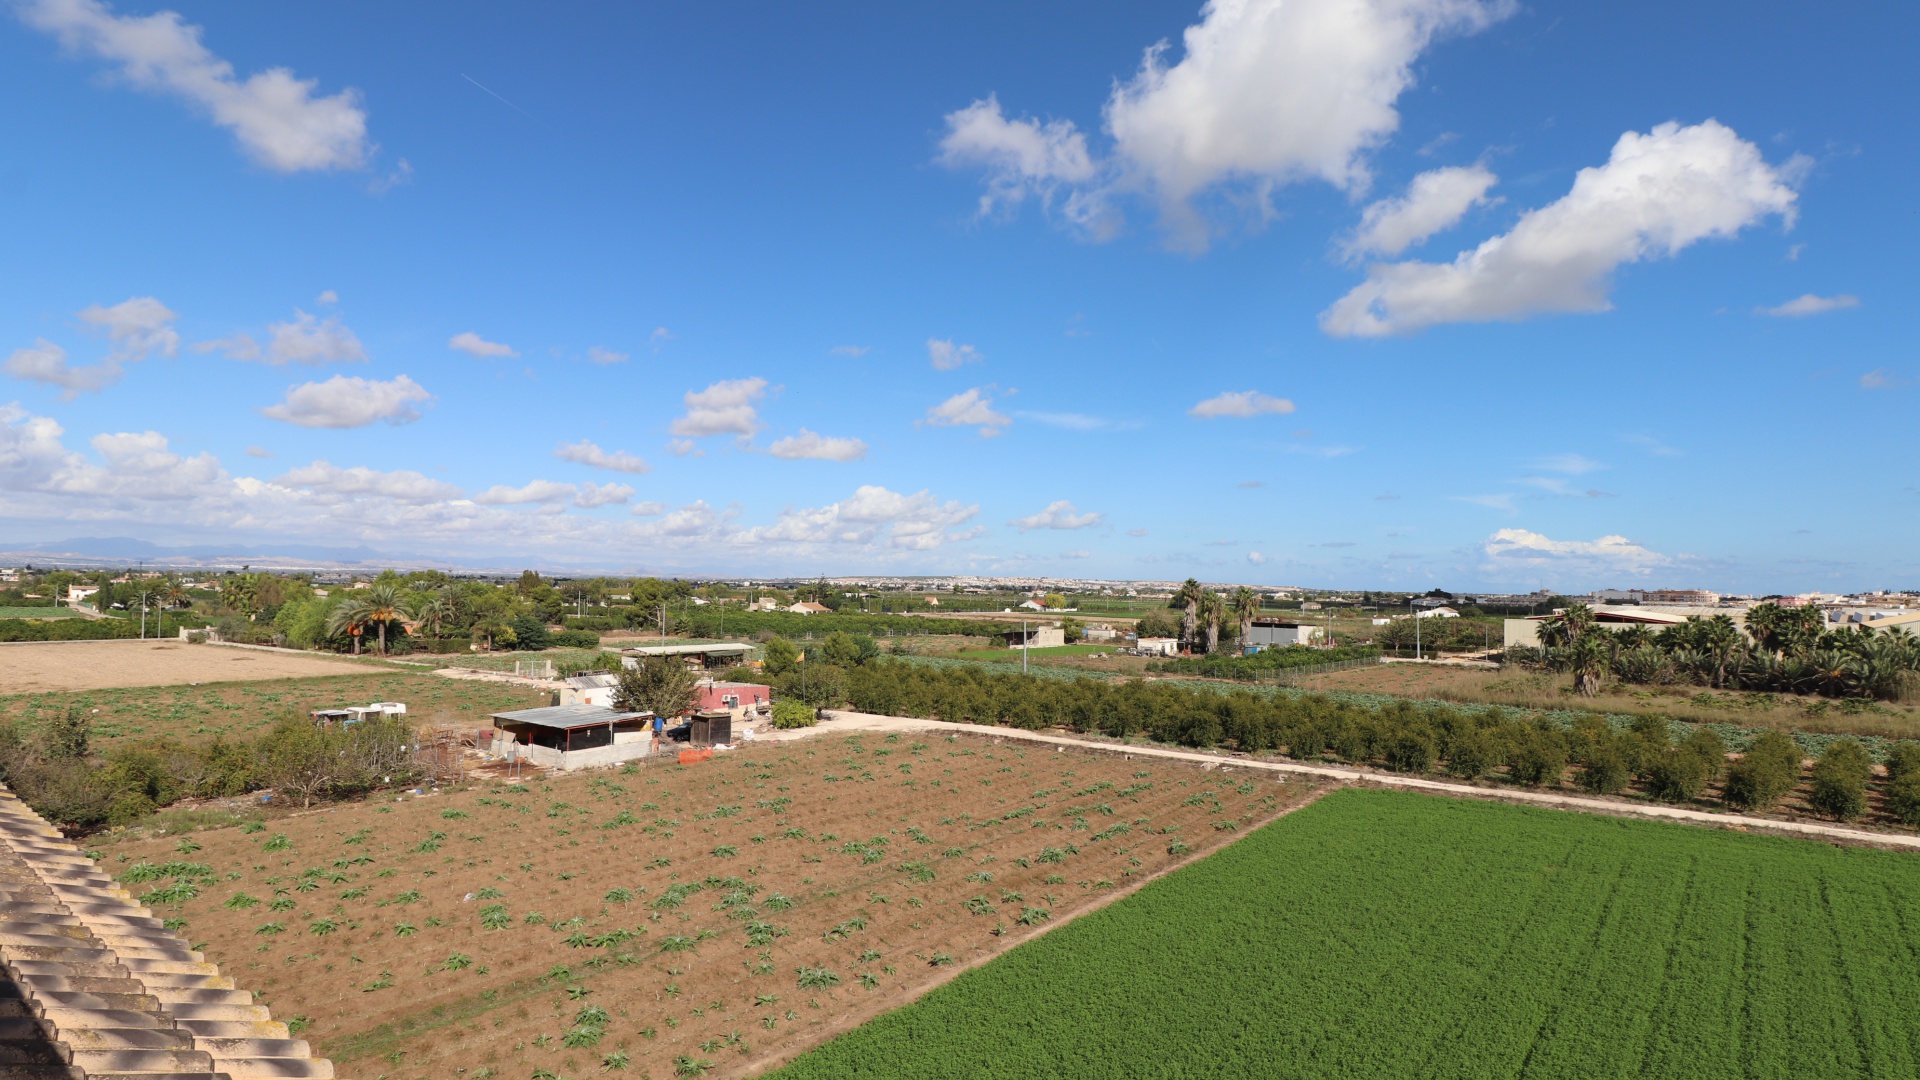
[572,482,633,509]
[473,480,576,506]
[1009,500,1104,531]
[1758,293,1860,318]
[1342,164,1498,260]
[17,0,369,172]
[1481,528,1673,577]
[921,388,1011,437]
[940,0,1512,247]
[553,439,651,475]
[670,377,766,440]
[1322,121,1801,336]
[1189,390,1295,418]
[448,332,517,359]
[742,485,982,551]
[768,430,868,462]
[262,374,432,428]
[4,297,179,396]
[927,338,982,370]
[585,346,628,365]
[277,460,461,503]
[1247,551,1267,565]
[200,309,365,365]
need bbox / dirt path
[805,710,1920,852]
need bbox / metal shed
[490,703,652,753]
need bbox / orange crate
[677,748,714,766]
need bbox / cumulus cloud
[585,346,628,365]
[1189,390,1295,418]
[927,338,982,370]
[670,377,766,440]
[1322,121,1801,336]
[244,445,274,458]
[276,460,461,503]
[830,345,871,358]
[4,297,179,396]
[1009,500,1104,531]
[668,438,702,458]
[1758,293,1860,317]
[203,309,365,365]
[1342,164,1498,260]
[921,388,1011,437]
[1481,528,1673,577]
[473,479,576,506]
[741,485,981,551]
[448,331,516,359]
[1247,551,1267,565]
[768,429,868,462]
[316,290,338,305]
[262,374,431,428]
[572,482,634,509]
[16,0,369,172]
[1859,369,1900,390]
[939,0,1513,248]
[553,439,651,475]
[938,95,1099,218]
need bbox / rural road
[799,709,1920,852]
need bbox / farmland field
[775,788,1920,1079]
[953,644,1116,662]
[0,605,79,619]
[0,639,376,693]
[99,732,1319,1077]
[0,670,547,747]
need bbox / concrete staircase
[0,787,336,1080]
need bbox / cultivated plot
[101,733,1316,1077]
[0,640,375,693]
[776,787,1920,1079]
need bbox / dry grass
[0,640,376,693]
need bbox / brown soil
[0,640,376,693]
[1,671,549,749]
[103,732,1324,1078]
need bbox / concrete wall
[522,740,658,772]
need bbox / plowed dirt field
[104,732,1324,1078]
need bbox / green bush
[1808,739,1872,821]
[0,618,140,642]
[771,700,817,730]
[1722,729,1802,811]
[549,629,601,649]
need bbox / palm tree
[1199,592,1225,655]
[1232,587,1261,650]
[1566,632,1611,697]
[1175,579,1204,651]
[1743,601,1786,656]
[327,584,407,655]
[1536,602,1597,649]
[409,588,458,640]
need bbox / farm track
[814,710,1920,851]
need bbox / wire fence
[1267,656,1384,685]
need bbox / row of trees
[829,660,1920,825]
[1522,602,1919,700]
[1170,579,1265,655]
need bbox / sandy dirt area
[0,640,377,692]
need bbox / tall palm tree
[1199,592,1225,655]
[409,588,457,640]
[1536,602,1597,648]
[1175,579,1204,651]
[1742,601,1786,656]
[1567,632,1611,697]
[1232,587,1260,650]
[327,584,407,655]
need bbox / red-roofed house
[697,680,771,722]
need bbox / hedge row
[0,618,142,642]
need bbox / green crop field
[954,644,1116,661]
[775,789,1920,1079]
[0,606,78,619]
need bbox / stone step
[36,1008,168,1031]
[0,1064,83,1080]
[149,990,253,1007]
[9,961,131,979]
[47,1028,191,1051]
[82,1073,222,1080]
[136,974,234,992]
[194,1039,310,1060]
[161,1003,271,1022]
[0,947,114,965]
[0,1046,67,1068]
[213,1057,333,1079]
[173,1021,289,1041]
[121,960,220,977]
[33,992,161,1012]
[69,1047,214,1073]
[14,977,149,997]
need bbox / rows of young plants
[774,788,1920,1079]
[1145,643,1382,680]
[844,660,1920,826]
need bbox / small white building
[1415,606,1461,620]
[64,585,100,606]
[1136,637,1180,656]
[1083,624,1119,642]
[1245,620,1325,648]
[787,602,831,615]
[1017,599,1047,612]
[558,672,621,708]
[1003,626,1065,650]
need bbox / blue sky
[0,0,1912,591]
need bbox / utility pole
[1022,618,1029,674]
[1414,600,1422,661]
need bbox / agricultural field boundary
[735,780,1337,1078]
[814,710,1920,852]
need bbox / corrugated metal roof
[490,704,650,729]
[564,673,620,688]
[622,642,753,656]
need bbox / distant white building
[1245,619,1324,648]
[1414,606,1460,620]
[64,585,100,606]
[1017,599,1047,612]
[1136,637,1180,656]
[1003,626,1065,650]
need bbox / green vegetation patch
[954,644,1116,661]
[775,789,1920,1079]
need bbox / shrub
[1808,739,1872,820]
[1722,730,1802,811]
[771,700,817,730]
[550,629,601,649]
[1577,742,1632,796]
